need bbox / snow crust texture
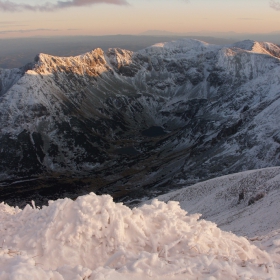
[1,191,279,279]
[158,166,280,238]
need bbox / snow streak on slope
[0,192,280,279]
[0,67,24,96]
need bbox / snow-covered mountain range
[1,38,280,203]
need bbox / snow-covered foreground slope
[1,168,280,279]
[158,166,280,237]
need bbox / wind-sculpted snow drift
[1,191,280,279]
[1,38,280,203]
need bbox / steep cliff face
[1,38,280,203]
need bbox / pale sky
[0,0,280,38]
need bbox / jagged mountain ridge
[1,38,280,204]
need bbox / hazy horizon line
[1,29,280,39]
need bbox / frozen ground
[158,166,280,237]
[1,167,280,279]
